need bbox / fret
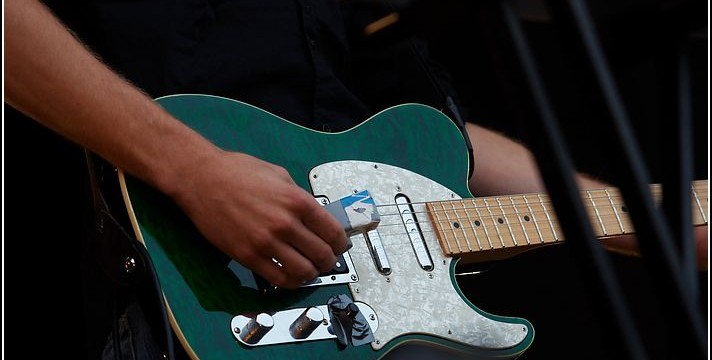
[440,201,462,254]
[692,186,707,224]
[473,199,496,249]
[496,198,518,246]
[509,196,531,245]
[604,188,626,234]
[451,200,473,252]
[432,201,454,255]
[537,194,559,241]
[522,194,545,244]
[461,199,483,250]
[586,190,607,236]
[483,198,507,248]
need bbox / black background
[3,0,708,359]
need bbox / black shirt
[46,0,458,132]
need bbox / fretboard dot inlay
[523,215,530,221]
[497,218,504,224]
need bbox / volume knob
[240,313,274,344]
[289,307,324,339]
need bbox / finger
[247,255,292,289]
[283,220,339,273]
[301,201,350,255]
[269,241,321,285]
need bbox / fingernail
[343,238,353,253]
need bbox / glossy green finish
[122,94,533,360]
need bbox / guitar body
[120,94,534,359]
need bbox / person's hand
[169,150,350,289]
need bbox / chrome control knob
[240,313,274,344]
[289,307,324,339]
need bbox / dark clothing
[39,1,464,359]
[45,0,460,132]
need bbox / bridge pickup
[395,194,434,271]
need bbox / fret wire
[462,199,483,250]
[438,201,462,254]
[523,194,545,243]
[496,197,518,246]
[440,201,462,254]
[455,200,474,251]
[483,198,506,248]
[428,205,452,254]
[473,199,495,249]
[604,188,626,233]
[691,186,707,223]
[538,193,559,241]
[509,196,531,245]
[587,190,607,235]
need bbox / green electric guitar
[119,94,708,360]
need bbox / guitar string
[370,182,707,213]
[343,199,707,251]
[334,184,707,255]
[370,186,708,220]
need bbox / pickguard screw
[355,288,360,293]
[385,277,391,283]
[313,174,318,178]
[395,186,401,192]
[351,274,358,281]
[233,327,240,334]
[450,193,455,198]
[448,330,452,335]
[369,314,376,321]
[427,273,434,279]
[373,164,378,169]
[376,340,381,345]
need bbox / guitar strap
[84,150,176,360]
[378,0,476,179]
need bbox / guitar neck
[427,180,709,260]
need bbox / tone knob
[240,313,274,344]
[289,307,324,339]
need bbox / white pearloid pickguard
[309,161,528,352]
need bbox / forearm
[466,122,606,196]
[5,0,218,196]
[466,122,707,271]
[466,123,546,196]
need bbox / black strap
[84,150,176,360]
[85,150,147,286]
